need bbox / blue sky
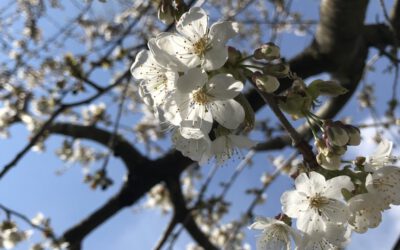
[1,0,399,249]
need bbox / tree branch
[165,176,218,250]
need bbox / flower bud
[279,93,312,119]
[354,156,366,166]
[324,121,349,147]
[263,62,290,78]
[158,0,175,25]
[253,72,280,93]
[307,80,348,99]
[317,152,341,170]
[344,125,361,146]
[253,43,280,61]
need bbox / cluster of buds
[82,103,109,126]
[316,120,361,170]
[251,43,290,97]
[84,169,113,190]
[0,220,32,249]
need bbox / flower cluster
[250,139,400,249]
[0,221,31,249]
[131,7,256,163]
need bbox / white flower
[299,222,351,250]
[211,134,256,164]
[175,68,244,139]
[347,193,382,233]
[365,139,396,172]
[365,166,400,206]
[131,40,179,105]
[2,228,32,249]
[281,172,354,235]
[172,130,211,164]
[31,212,46,226]
[155,7,239,71]
[248,217,301,250]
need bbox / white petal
[148,36,179,70]
[308,172,327,194]
[209,21,239,46]
[323,175,354,199]
[210,99,244,129]
[158,98,181,126]
[176,7,208,42]
[320,199,350,224]
[294,173,312,195]
[179,102,213,138]
[256,233,289,250]
[154,33,199,71]
[177,68,207,93]
[323,223,351,247]
[131,50,158,80]
[172,131,211,162]
[296,211,325,235]
[248,217,273,230]
[280,190,309,218]
[207,73,243,100]
[371,139,393,159]
[202,44,228,70]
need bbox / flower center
[193,37,210,57]
[309,193,329,209]
[192,89,209,104]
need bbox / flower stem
[237,54,254,64]
[248,78,320,170]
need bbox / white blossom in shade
[281,172,354,235]
[130,45,178,105]
[175,68,244,139]
[2,228,32,249]
[248,217,301,250]
[155,7,239,71]
[364,139,397,172]
[210,134,257,164]
[172,129,211,164]
[347,193,382,233]
[299,222,351,250]
[144,184,172,213]
[365,166,400,206]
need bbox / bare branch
[165,176,218,250]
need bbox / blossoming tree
[0,0,400,249]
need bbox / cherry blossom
[365,166,400,206]
[155,7,239,71]
[347,193,382,233]
[172,130,211,164]
[248,216,301,250]
[131,42,178,106]
[175,68,244,139]
[364,139,396,172]
[281,172,354,235]
[299,222,351,250]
